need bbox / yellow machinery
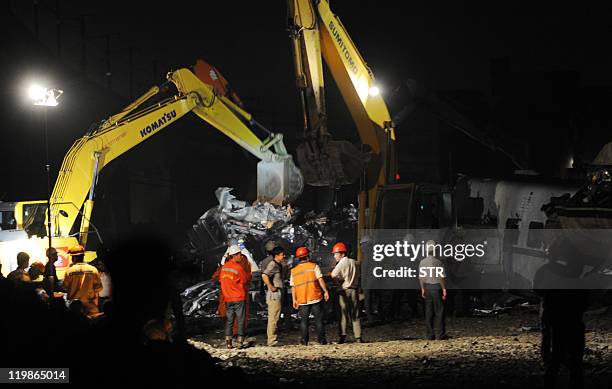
[0,60,303,277]
[288,0,402,259]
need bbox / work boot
[225,337,233,349]
[236,336,245,349]
[318,338,328,345]
[337,335,347,344]
[356,338,366,343]
[299,339,308,346]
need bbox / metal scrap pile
[541,142,612,225]
[182,187,357,319]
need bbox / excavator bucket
[257,157,304,205]
[296,138,365,186]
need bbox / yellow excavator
[0,59,303,277]
[288,0,436,260]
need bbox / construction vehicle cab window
[1,1,611,388]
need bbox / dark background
[2,1,612,249]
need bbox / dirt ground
[187,308,612,388]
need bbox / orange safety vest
[220,260,249,302]
[291,261,322,305]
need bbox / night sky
[2,1,612,245]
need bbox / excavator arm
[288,0,398,254]
[44,61,302,246]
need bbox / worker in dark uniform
[418,240,447,340]
[534,253,588,389]
[540,288,588,389]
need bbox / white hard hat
[228,245,242,256]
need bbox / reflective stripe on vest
[291,262,322,305]
[222,267,239,274]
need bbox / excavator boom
[18,60,303,250]
[288,0,398,258]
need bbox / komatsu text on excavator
[0,60,303,277]
[288,0,453,260]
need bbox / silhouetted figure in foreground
[7,252,31,284]
[535,255,589,389]
[540,288,588,389]
[1,233,247,384]
[62,245,103,318]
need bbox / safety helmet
[68,245,85,255]
[30,261,45,274]
[295,246,310,258]
[331,242,347,254]
[227,245,242,256]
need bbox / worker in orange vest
[219,245,251,349]
[290,246,330,345]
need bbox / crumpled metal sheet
[215,187,294,226]
[181,279,220,318]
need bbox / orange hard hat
[30,261,45,273]
[332,242,347,254]
[68,245,85,255]
[295,246,310,258]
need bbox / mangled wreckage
[182,187,357,319]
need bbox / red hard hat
[332,242,347,254]
[295,246,310,258]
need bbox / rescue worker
[219,245,251,349]
[540,288,588,389]
[7,252,32,284]
[331,242,363,344]
[418,240,447,340]
[44,247,61,294]
[262,246,285,346]
[360,234,383,322]
[534,251,588,389]
[261,240,293,330]
[62,245,103,318]
[220,239,259,273]
[290,246,330,345]
[28,261,46,286]
[215,240,257,337]
[260,240,279,275]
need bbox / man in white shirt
[331,242,363,344]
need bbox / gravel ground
[187,309,612,388]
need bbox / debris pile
[182,187,358,318]
[542,142,612,228]
[182,279,219,318]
